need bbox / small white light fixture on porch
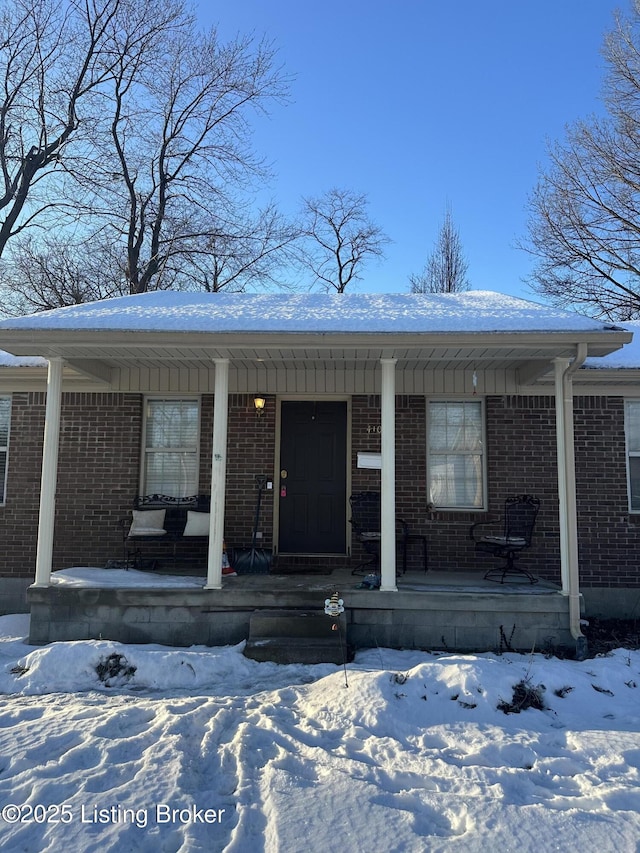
[253,395,266,417]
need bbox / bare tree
[0,0,184,257]
[523,2,640,319]
[0,0,295,311]
[96,26,290,294]
[410,207,470,293]
[298,188,389,292]
[187,204,300,292]
[0,234,126,314]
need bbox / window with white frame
[142,398,200,497]
[0,396,10,504]
[625,400,640,511]
[427,400,485,509]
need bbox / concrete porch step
[244,608,348,664]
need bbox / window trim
[0,395,10,506]
[625,399,640,513]
[140,395,201,497]
[426,397,487,511]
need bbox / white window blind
[143,398,200,497]
[428,400,485,509]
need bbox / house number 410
[366,424,381,434]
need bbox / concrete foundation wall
[581,587,640,620]
[0,577,31,614]
[348,591,573,653]
[27,586,574,654]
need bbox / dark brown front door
[278,401,347,553]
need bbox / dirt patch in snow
[584,619,640,657]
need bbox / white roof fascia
[0,328,631,357]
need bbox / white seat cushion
[129,508,166,536]
[183,510,210,537]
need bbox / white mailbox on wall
[357,452,382,469]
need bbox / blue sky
[202,1,622,301]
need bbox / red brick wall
[351,395,428,570]
[0,392,279,577]
[2,390,639,586]
[573,395,640,587]
[1,392,46,575]
[224,394,275,549]
[55,393,143,568]
[351,394,489,575]
[352,393,640,585]
[483,395,561,580]
[483,394,640,587]
[351,395,383,493]
[0,392,142,576]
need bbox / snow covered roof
[585,319,640,369]
[0,351,46,367]
[0,290,625,335]
[0,292,633,386]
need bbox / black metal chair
[349,492,428,576]
[470,495,540,584]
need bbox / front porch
[27,567,574,654]
[1,292,630,658]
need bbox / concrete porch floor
[225,567,562,595]
[27,565,575,654]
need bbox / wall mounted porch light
[253,395,266,417]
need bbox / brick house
[0,290,637,654]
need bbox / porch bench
[122,494,211,569]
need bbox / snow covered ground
[1,613,639,852]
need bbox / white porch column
[205,359,229,590]
[380,358,397,592]
[553,358,571,595]
[34,357,64,587]
[554,355,586,652]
